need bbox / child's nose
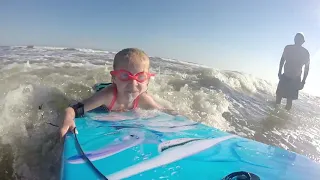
[128,78,138,86]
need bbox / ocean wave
[0,84,69,180]
[62,47,77,51]
[154,57,211,69]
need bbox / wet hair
[113,48,150,70]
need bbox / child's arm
[139,93,179,115]
[81,87,111,112]
[60,87,111,137]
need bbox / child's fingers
[70,123,77,134]
[60,126,69,138]
[60,122,77,138]
[74,128,78,134]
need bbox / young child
[60,48,166,137]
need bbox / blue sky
[1,0,320,95]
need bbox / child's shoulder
[138,93,177,115]
[139,92,154,101]
[93,84,115,103]
[138,92,163,109]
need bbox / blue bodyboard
[60,83,320,180]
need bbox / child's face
[112,61,150,101]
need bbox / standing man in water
[276,32,310,110]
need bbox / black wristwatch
[69,102,85,118]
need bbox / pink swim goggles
[110,69,155,83]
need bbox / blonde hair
[113,48,150,70]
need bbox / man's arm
[302,64,309,84]
[302,63,310,84]
[302,51,310,84]
[278,47,286,78]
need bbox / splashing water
[0,46,319,179]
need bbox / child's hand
[60,107,77,138]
